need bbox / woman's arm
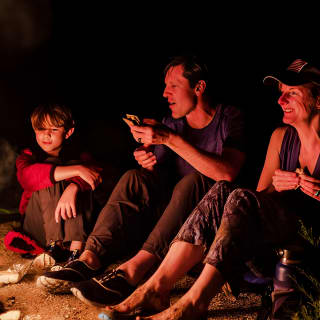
[256,128,286,192]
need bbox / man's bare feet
[105,282,169,317]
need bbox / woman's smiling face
[278,83,317,125]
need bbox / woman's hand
[55,183,79,223]
[272,169,299,192]
[299,174,320,201]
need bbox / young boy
[10,104,102,264]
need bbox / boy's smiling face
[34,117,73,156]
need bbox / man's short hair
[164,55,210,90]
[31,104,75,131]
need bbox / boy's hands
[55,183,79,223]
[76,165,102,190]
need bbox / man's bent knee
[173,172,209,195]
[119,169,154,186]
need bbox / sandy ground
[0,220,264,320]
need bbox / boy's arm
[55,182,79,222]
[17,149,102,192]
[54,152,102,191]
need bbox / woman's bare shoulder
[271,126,288,141]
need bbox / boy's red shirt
[16,148,97,214]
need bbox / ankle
[119,250,158,286]
[69,241,84,252]
[118,266,140,286]
[79,250,101,269]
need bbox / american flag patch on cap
[287,59,308,73]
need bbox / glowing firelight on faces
[278,83,317,125]
[163,65,197,119]
[34,117,73,157]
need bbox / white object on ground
[0,261,33,285]
[0,310,21,320]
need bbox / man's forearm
[165,133,245,181]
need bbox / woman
[103,59,320,320]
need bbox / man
[37,55,246,306]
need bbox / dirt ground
[0,220,264,320]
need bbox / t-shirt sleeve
[222,106,247,152]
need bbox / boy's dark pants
[23,182,94,248]
[84,169,213,262]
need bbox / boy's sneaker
[32,253,56,273]
[70,269,136,307]
[36,259,101,293]
[33,249,82,273]
[45,241,71,263]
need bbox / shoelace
[67,249,80,262]
[47,240,56,252]
[51,250,81,270]
[96,269,121,284]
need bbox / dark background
[0,1,319,198]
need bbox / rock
[0,310,21,320]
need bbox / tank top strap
[280,126,320,178]
[279,126,301,172]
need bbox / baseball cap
[263,59,320,86]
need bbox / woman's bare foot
[105,282,170,316]
[136,296,207,320]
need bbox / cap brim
[263,71,313,86]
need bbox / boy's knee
[36,182,64,202]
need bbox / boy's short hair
[31,104,75,131]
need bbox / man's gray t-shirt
[154,104,246,178]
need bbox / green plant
[291,221,320,319]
